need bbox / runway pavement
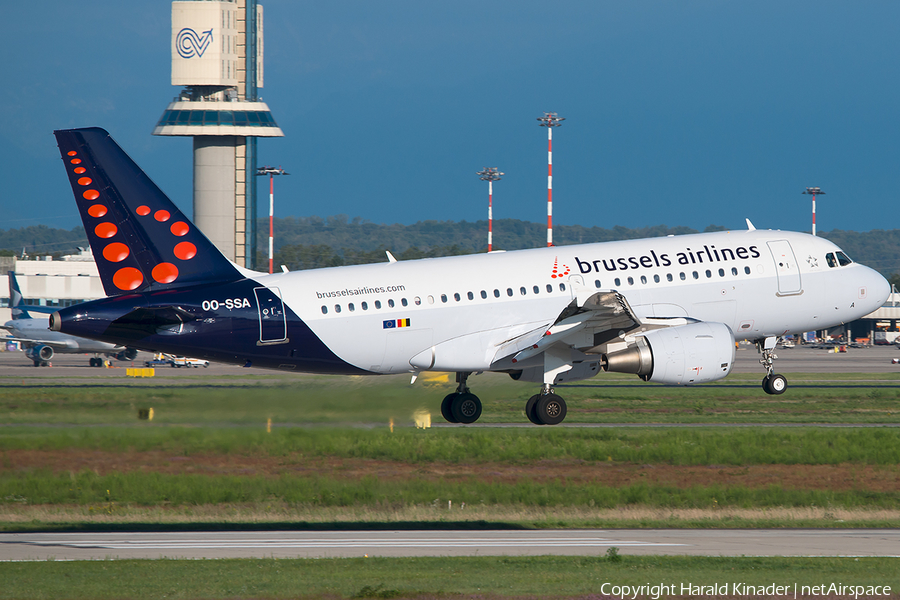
[1,529,898,561]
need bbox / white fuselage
[244,229,889,375]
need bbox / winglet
[54,128,243,297]
[386,251,398,263]
[746,218,756,231]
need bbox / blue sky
[3,1,899,234]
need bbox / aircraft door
[767,240,802,295]
[254,286,288,345]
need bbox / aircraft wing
[492,286,690,367]
[1,336,73,347]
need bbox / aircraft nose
[869,268,892,308]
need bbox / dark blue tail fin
[54,128,242,296]
[8,271,55,320]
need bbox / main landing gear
[441,372,483,424]
[525,384,568,425]
[758,336,787,395]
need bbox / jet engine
[601,322,735,385]
[26,345,54,362]
[116,348,138,361]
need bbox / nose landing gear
[758,337,788,395]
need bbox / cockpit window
[836,251,852,266]
[826,253,837,268]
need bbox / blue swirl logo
[176,28,214,59]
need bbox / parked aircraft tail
[53,128,242,297]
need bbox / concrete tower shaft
[153,0,282,268]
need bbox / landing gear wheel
[534,393,567,425]
[441,393,459,423]
[762,373,787,395]
[451,392,482,424]
[525,394,542,425]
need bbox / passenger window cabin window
[693,271,699,280]
[493,289,500,298]
[467,291,474,300]
[744,266,751,275]
[836,251,852,266]
[640,275,647,285]
[595,280,601,288]
[441,294,448,303]
[533,286,540,294]
[705,270,712,278]
[321,306,327,314]
[348,303,355,312]
[335,304,342,313]
[481,290,488,299]
[666,273,673,282]
[362,302,368,310]
[388,299,394,308]
[653,274,660,283]
[546,284,552,293]
[427,296,434,305]
[375,300,382,309]
[559,283,566,291]
[826,253,837,268]
[454,293,461,302]
[507,288,513,297]
[414,296,421,305]
[680,272,686,281]
[731,267,738,276]
[627,277,634,285]
[615,278,621,286]
[520,287,527,295]
[401,298,408,307]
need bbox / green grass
[3,469,897,510]
[0,556,897,599]
[3,426,900,465]
[2,371,900,425]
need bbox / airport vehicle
[1,270,137,367]
[144,353,173,367]
[171,356,209,368]
[49,128,890,423]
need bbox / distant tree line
[2,219,898,283]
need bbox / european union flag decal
[383,319,411,329]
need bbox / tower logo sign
[176,28,214,59]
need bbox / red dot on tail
[67,151,77,156]
[83,189,100,201]
[94,222,117,238]
[77,177,92,186]
[136,205,151,216]
[102,242,130,262]
[74,167,86,174]
[113,267,143,291]
[170,221,189,236]
[152,263,178,284]
[70,158,81,164]
[88,204,107,218]
[173,241,197,260]
[154,210,170,222]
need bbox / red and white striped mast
[477,167,504,252]
[537,112,564,247]
[802,187,825,236]
[256,166,289,273]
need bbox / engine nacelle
[602,322,735,385]
[116,348,138,361]
[26,345,54,362]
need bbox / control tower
[153,0,282,269]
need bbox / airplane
[48,127,890,423]
[2,270,137,367]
